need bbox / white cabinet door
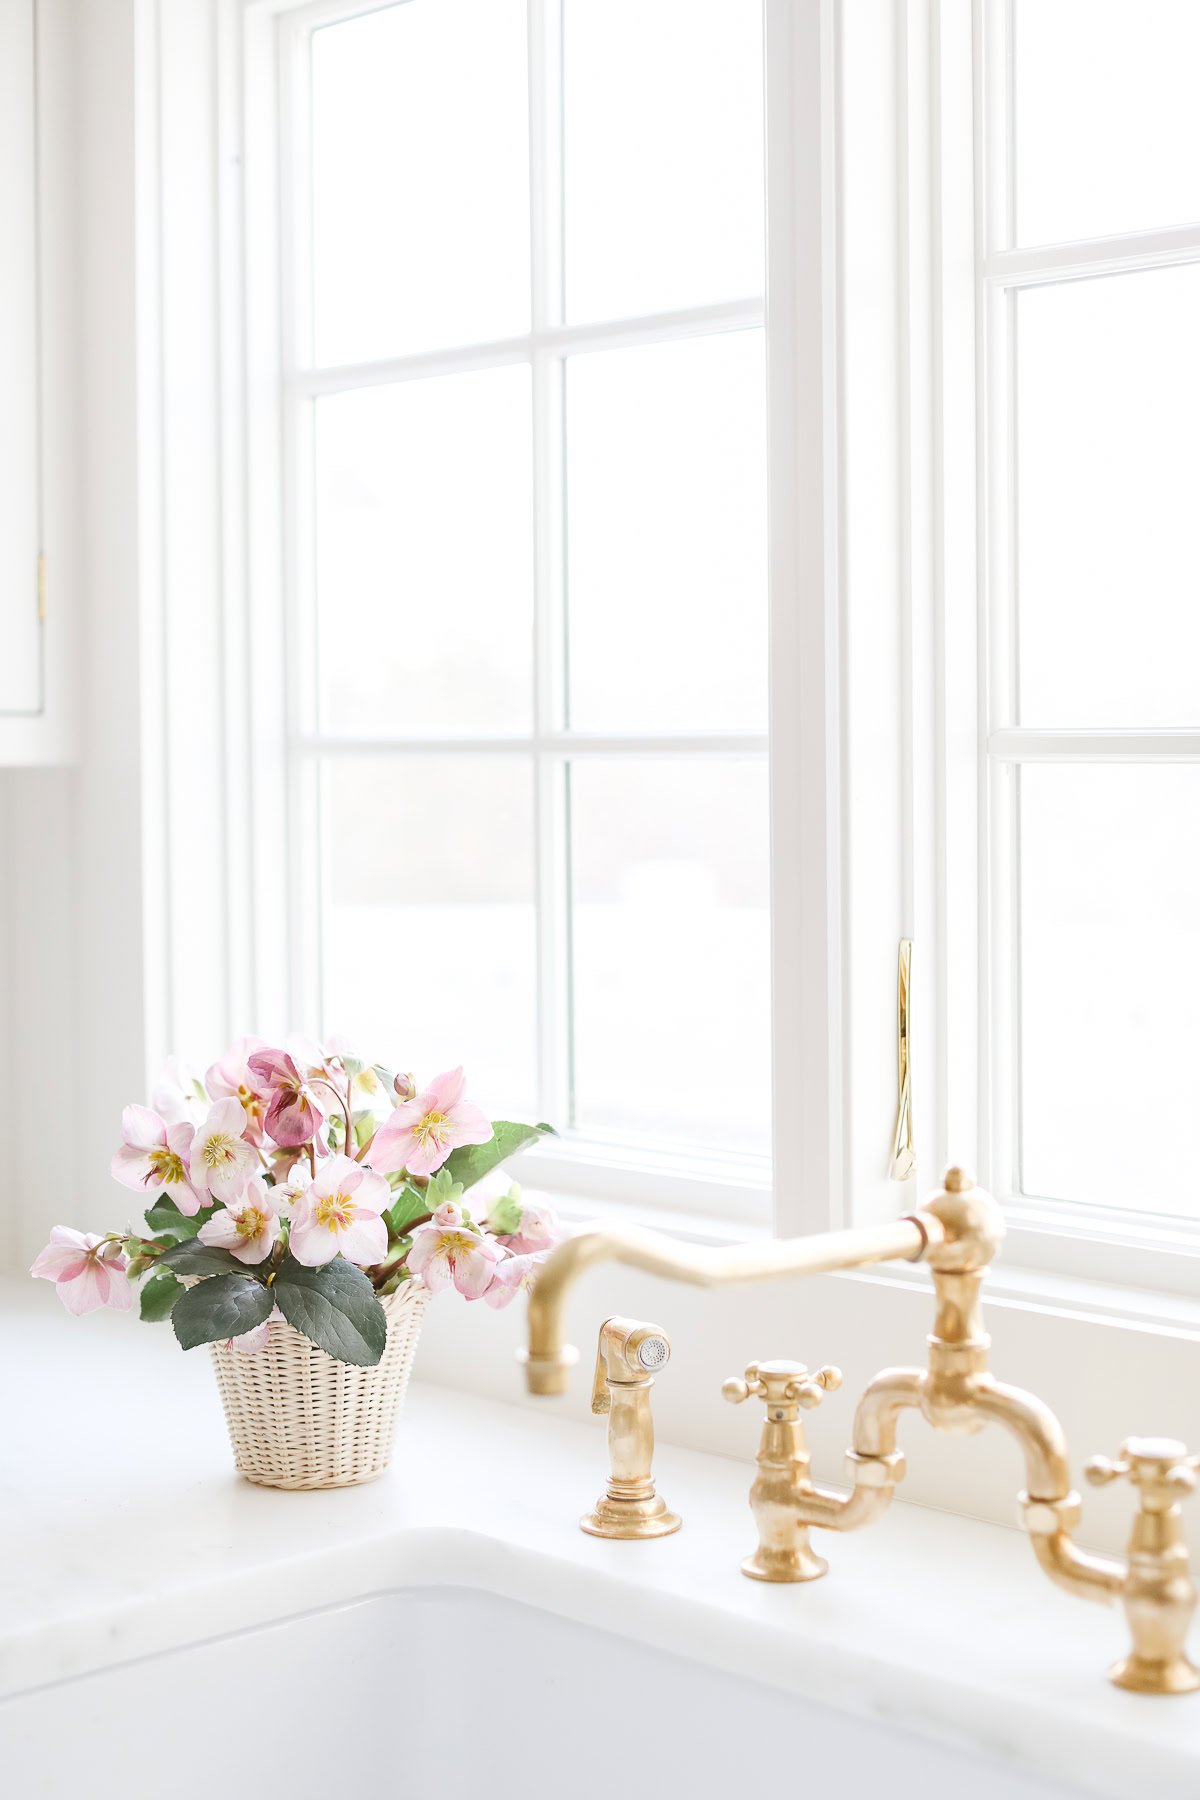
[0,0,40,715]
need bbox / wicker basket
[209,1283,432,1489]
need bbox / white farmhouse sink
[1,1585,1078,1800]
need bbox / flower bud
[394,1072,417,1101]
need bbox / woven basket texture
[209,1282,432,1489]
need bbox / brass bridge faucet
[522,1167,1200,1695]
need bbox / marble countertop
[4,1278,1200,1798]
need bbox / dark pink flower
[247,1048,327,1148]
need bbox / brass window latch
[581,1316,681,1541]
[889,938,914,1180]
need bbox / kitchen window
[270,0,807,1225]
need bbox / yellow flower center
[236,1206,266,1241]
[202,1132,235,1168]
[148,1147,186,1185]
[413,1110,449,1150]
[315,1192,355,1233]
[435,1231,476,1259]
[237,1084,265,1120]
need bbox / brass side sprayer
[581,1316,680,1541]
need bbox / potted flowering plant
[31,1037,558,1488]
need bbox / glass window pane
[1016,266,1200,727]
[566,331,767,732]
[310,1,530,365]
[563,0,764,321]
[321,755,537,1121]
[1019,765,1200,1216]
[1014,0,1200,246]
[315,367,534,735]
[569,759,770,1154]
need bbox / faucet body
[525,1168,1200,1694]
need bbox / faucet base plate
[1109,1654,1200,1696]
[741,1546,829,1583]
[581,1496,682,1540]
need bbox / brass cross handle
[1086,1436,1200,1507]
[722,1359,843,1415]
[1084,1436,1200,1694]
[722,1358,842,1585]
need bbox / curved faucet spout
[523,1217,929,1395]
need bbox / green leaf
[140,1269,184,1322]
[143,1199,216,1241]
[442,1120,555,1192]
[352,1109,375,1152]
[384,1183,432,1238]
[273,1256,388,1367]
[171,1274,273,1350]
[157,1239,248,1277]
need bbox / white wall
[0,0,148,1271]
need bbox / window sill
[509,1134,772,1234]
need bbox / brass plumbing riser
[581,1316,681,1541]
[524,1168,1200,1695]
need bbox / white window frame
[126,0,1200,1534]
[250,0,846,1238]
[964,0,1200,1299]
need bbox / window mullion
[528,0,571,1133]
[278,15,323,1033]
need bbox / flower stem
[312,1077,352,1154]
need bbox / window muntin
[285,0,770,1187]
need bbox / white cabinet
[0,0,40,720]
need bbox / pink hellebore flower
[247,1048,327,1149]
[189,1098,258,1203]
[288,1155,389,1268]
[289,1033,386,1112]
[482,1250,550,1311]
[407,1201,503,1300]
[370,1067,492,1178]
[497,1199,560,1257]
[151,1056,208,1127]
[206,1035,270,1145]
[30,1228,135,1316]
[197,1177,282,1265]
[270,1165,311,1216]
[111,1105,201,1215]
